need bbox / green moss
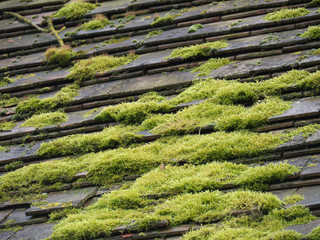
[312,48,320,55]
[79,15,110,31]
[151,14,178,27]
[0,76,15,87]
[45,46,76,67]
[287,124,320,138]
[145,30,163,39]
[15,84,78,119]
[164,41,229,60]
[4,161,23,172]
[0,146,5,152]
[67,54,138,83]
[308,0,320,7]
[0,121,16,130]
[37,125,139,157]
[21,111,68,128]
[300,25,320,40]
[0,94,19,108]
[308,224,320,240]
[283,194,304,205]
[188,24,203,33]
[103,37,130,45]
[191,58,234,76]
[94,92,172,124]
[53,1,97,20]
[264,8,311,21]
[49,207,81,222]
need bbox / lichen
[21,111,68,128]
[164,41,229,60]
[53,0,97,20]
[263,8,311,22]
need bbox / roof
[1,0,320,239]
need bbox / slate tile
[289,185,320,210]
[301,155,320,179]
[25,187,97,216]
[307,130,320,146]
[8,222,56,240]
[272,188,299,200]
[0,208,47,228]
[0,209,14,224]
[285,219,320,235]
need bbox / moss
[145,30,163,39]
[79,14,109,31]
[151,14,179,27]
[49,207,81,222]
[53,1,97,20]
[4,161,23,172]
[312,48,320,55]
[21,111,68,128]
[0,94,19,109]
[287,124,320,138]
[164,41,229,60]
[308,224,320,240]
[187,24,203,33]
[300,25,320,40]
[36,125,140,157]
[94,92,172,124]
[0,146,5,151]
[103,37,130,45]
[15,84,79,119]
[0,121,16,131]
[0,76,15,87]
[191,58,234,76]
[283,194,304,205]
[45,46,76,67]
[308,0,320,7]
[67,54,138,83]
[263,8,311,21]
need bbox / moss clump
[94,92,172,124]
[94,162,297,205]
[0,94,19,109]
[308,0,320,7]
[145,30,163,39]
[151,15,176,27]
[50,190,308,239]
[164,41,229,60]
[264,8,311,21]
[284,194,304,205]
[4,161,23,172]
[79,14,110,31]
[191,58,234,76]
[15,84,79,119]
[67,54,138,83]
[308,224,320,240]
[45,46,75,67]
[21,111,68,128]
[300,25,320,40]
[188,24,203,33]
[0,76,15,87]
[312,48,320,55]
[37,125,139,157]
[53,0,97,20]
[49,207,81,222]
[0,121,16,131]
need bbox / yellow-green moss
[188,24,203,33]
[0,76,15,87]
[45,46,76,67]
[79,15,110,31]
[0,121,16,130]
[15,84,79,119]
[145,30,163,39]
[309,0,320,7]
[4,161,23,172]
[300,25,320,40]
[0,94,19,109]
[264,8,311,21]
[164,41,229,60]
[36,125,139,157]
[94,92,172,124]
[284,194,305,205]
[312,48,320,55]
[191,58,234,76]
[53,0,97,20]
[151,14,180,27]
[67,54,138,83]
[21,111,68,128]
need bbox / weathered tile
[286,219,320,235]
[8,222,56,240]
[301,155,320,179]
[0,208,47,228]
[25,186,97,216]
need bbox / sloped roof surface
[1,0,320,239]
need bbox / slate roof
[1,0,320,239]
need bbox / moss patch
[0,121,16,131]
[53,1,97,20]
[67,54,138,83]
[0,76,15,87]
[45,46,76,67]
[15,84,79,119]
[191,58,234,76]
[21,111,68,128]
[300,25,320,40]
[79,14,110,31]
[164,41,229,60]
[145,30,163,39]
[264,8,311,21]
